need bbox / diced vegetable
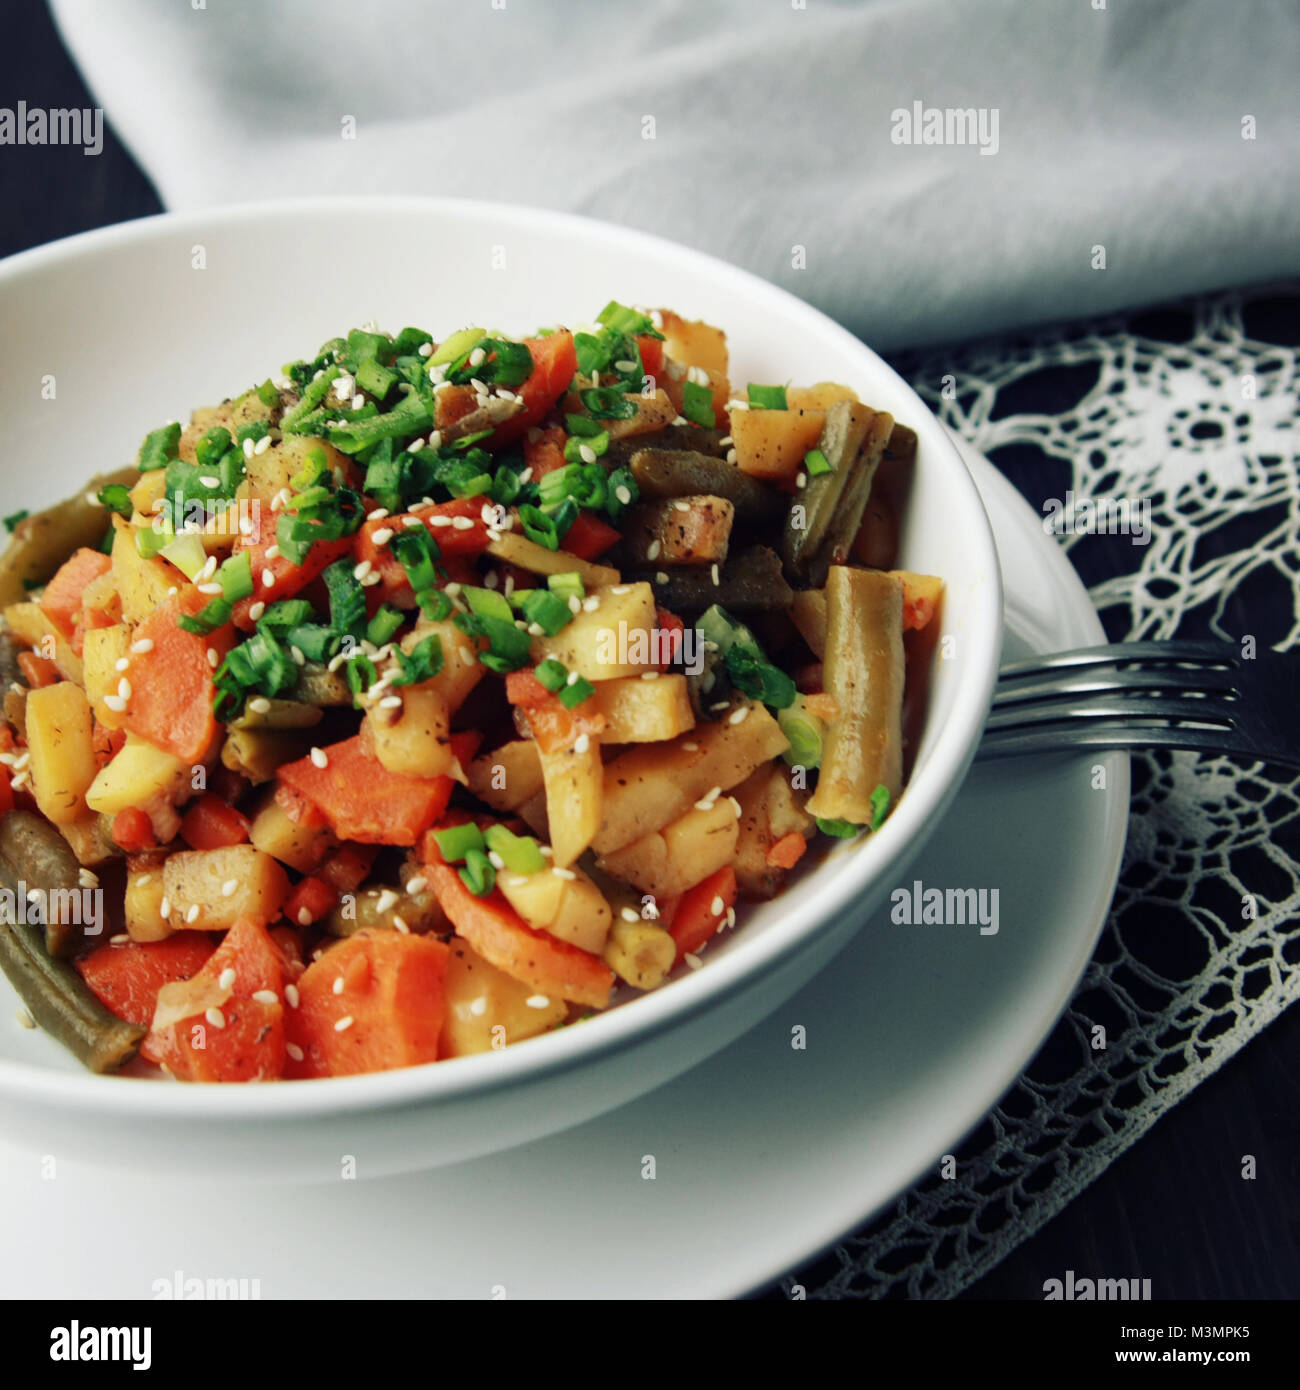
[530,580,657,681]
[25,681,98,825]
[162,844,290,930]
[77,932,216,1025]
[497,860,612,955]
[596,795,739,899]
[284,930,449,1078]
[439,938,568,1057]
[588,674,694,742]
[729,407,826,482]
[39,548,112,641]
[667,866,737,964]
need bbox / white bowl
[0,198,1002,1177]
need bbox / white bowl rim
[0,194,1003,1118]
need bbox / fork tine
[984,692,1239,732]
[997,639,1237,681]
[994,663,1239,706]
[978,723,1294,765]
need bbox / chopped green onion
[323,560,367,640]
[534,658,568,693]
[547,572,585,603]
[483,824,547,875]
[869,783,891,831]
[178,598,233,635]
[355,356,397,400]
[366,605,405,647]
[96,484,133,517]
[255,379,280,408]
[459,847,495,898]
[558,674,596,709]
[433,822,485,864]
[160,531,208,580]
[390,527,441,597]
[454,611,532,673]
[3,509,29,533]
[345,652,378,708]
[194,427,232,469]
[518,504,559,550]
[463,586,514,625]
[747,383,788,410]
[218,550,254,602]
[326,394,433,455]
[429,327,485,367]
[285,623,339,663]
[134,521,173,559]
[580,386,638,421]
[257,599,314,635]
[390,632,444,686]
[605,466,638,522]
[804,447,833,477]
[392,326,433,357]
[563,430,610,464]
[235,420,270,447]
[574,333,609,378]
[816,817,861,839]
[725,645,796,709]
[518,588,572,637]
[681,379,715,428]
[778,704,825,769]
[596,300,660,339]
[564,413,606,438]
[97,527,115,554]
[280,364,342,431]
[138,422,182,472]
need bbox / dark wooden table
[5,3,1297,1302]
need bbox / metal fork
[977,640,1298,768]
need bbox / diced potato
[230,699,322,731]
[162,844,290,930]
[243,435,350,509]
[80,569,122,626]
[57,812,119,868]
[485,531,619,589]
[3,602,83,683]
[83,623,131,729]
[125,863,173,942]
[498,863,612,955]
[440,938,568,1057]
[517,789,549,839]
[26,682,100,824]
[786,382,859,411]
[247,791,336,872]
[622,495,734,566]
[221,726,314,784]
[887,570,945,631]
[603,389,678,441]
[111,517,177,624]
[412,617,484,714]
[86,735,190,820]
[466,739,544,812]
[603,915,677,990]
[531,581,657,681]
[729,408,826,482]
[589,674,694,742]
[596,796,739,898]
[129,469,168,517]
[363,685,453,779]
[657,310,730,425]
[538,736,602,868]
[733,765,815,899]
[593,700,789,854]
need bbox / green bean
[0,918,143,1072]
[0,811,97,958]
[627,448,785,525]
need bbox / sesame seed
[405,875,427,895]
[620,907,641,922]
[468,346,487,367]
[573,733,590,754]
[451,516,475,530]
[297,908,312,926]
[379,694,403,710]
[186,904,200,923]
[218,967,237,990]
[726,906,736,928]
[248,601,265,621]
[525,995,551,1009]
[198,474,220,488]
[109,933,129,945]
[611,585,630,595]
[309,746,328,770]
[684,952,703,970]
[655,571,669,584]
[254,434,272,455]
[674,500,691,512]
[114,656,130,672]
[207,648,219,668]
[726,448,738,464]
[285,984,300,1008]
[487,851,505,870]
[286,1042,305,1062]
[334,1015,354,1032]
[159,896,171,918]
[711,563,720,586]
[469,996,487,1016]
[353,560,372,582]
[729,706,750,725]
[332,976,345,995]
[376,889,399,914]
[242,438,255,459]
[646,539,661,561]
[196,582,222,595]
[551,866,577,881]
[221,879,239,897]
[710,895,725,916]
[428,514,452,527]
[114,678,131,701]
[728,796,742,817]
[371,527,393,546]
[248,696,271,713]
[539,846,553,859]
[718,435,733,446]
[578,443,597,465]
[138,873,153,887]
[641,670,660,681]
[392,915,410,934]
[130,638,154,654]
[290,645,305,665]
[361,571,381,586]
[683,741,699,751]
[427,431,442,450]
[261,567,275,587]
[206,1007,226,1028]
[417,342,433,357]
[795,472,807,490]
[352,393,365,411]
[582,595,600,612]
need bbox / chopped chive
[681,379,715,428]
[137,422,182,472]
[433,822,485,864]
[747,383,788,410]
[546,572,584,603]
[580,385,638,421]
[256,379,280,408]
[534,658,568,693]
[429,326,485,367]
[816,817,860,839]
[558,674,595,709]
[518,503,559,550]
[804,448,832,477]
[390,632,444,686]
[366,604,405,647]
[178,597,233,635]
[483,824,547,875]
[218,550,253,602]
[869,783,891,831]
[518,588,571,637]
[459,847,496,898]
[96,484,133,517]
[2,509,29,533]
[463,586,514,625]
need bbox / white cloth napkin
[49,0,1300,349]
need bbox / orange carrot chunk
[284,930,449,1079]
[141,917,286,1082]
[277,735,452,845]
[765,832,808,871]
[180,792,251,850]
[39,548,111,640]
[76,932,217,1029]
[668,866,737,965]
[488,332,577,449]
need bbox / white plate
[0,441,1126,1299]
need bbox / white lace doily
[779,284,1300,1298]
